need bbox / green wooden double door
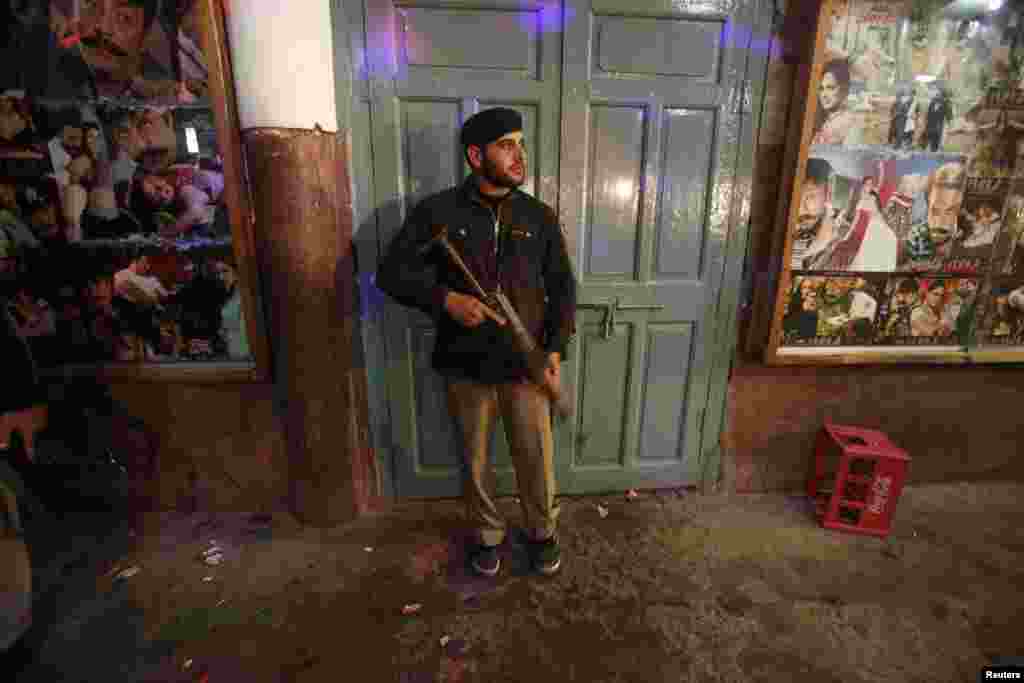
[344,0,770,498]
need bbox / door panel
[558,0,758,493]
[400,7,539,74]
[638,324,696,463]
[364,0,563,498]
[655,108,716,280]
[593,15,725,80]
[411,327,460,470]
[400,100,464,210]
[586,105,645,280]
[576,321,633,466]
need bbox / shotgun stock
[487,289,573,420]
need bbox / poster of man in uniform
[782,275,885,346]
[976,278,1024,345]
[0,1,247,368]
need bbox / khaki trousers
[447,377,560,547]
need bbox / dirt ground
[7,482,1024,682]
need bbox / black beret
[460,107,523,149]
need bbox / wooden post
[241,127,379,525]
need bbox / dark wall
[109,382,289,511]
[727,2,1024,493]
[725,362,1024,492]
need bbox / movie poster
[991,184,1024,275]
[874,276,979,346]
[976,277,1024,345]
[823,0,853,64]
[782,275,886,346]
[0,1,249,368]
[1,0,210,104]
[777,0,1024,360]
[944,176,1010,274]
[848,2,906,94]
[909,11,1003,123]
[793,150,968,274]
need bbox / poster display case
[767,0,1024,364]
[0,0,267,381]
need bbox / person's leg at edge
[498,380,561,575]
[447,377,505,576]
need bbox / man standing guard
[376,108,578,578]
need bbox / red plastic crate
[807,423,910,538]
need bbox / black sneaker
[529,536,561,576]
[470,544,501,577]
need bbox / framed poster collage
[768,0,1024,364]
[0,0,266,380]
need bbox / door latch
[578,299,666,340]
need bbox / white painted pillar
[225,1,339,132]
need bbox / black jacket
[376,177,577,383]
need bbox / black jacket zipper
[472,195,506,291]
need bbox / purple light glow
[363,272,387,319]
[720,19,780,59]
[517,1,575,36]
[361,29,399,80]
[357,4,778,81]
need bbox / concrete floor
[7,482,1024,682]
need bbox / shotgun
[422,226,573,420]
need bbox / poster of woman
[811,59,860,147]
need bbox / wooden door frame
[333,0,398,499]
[697,0,775,491]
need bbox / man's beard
[481,155,523,190]
[81,33,132,68]
[795,214,823,241]
[80,39,142,84]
